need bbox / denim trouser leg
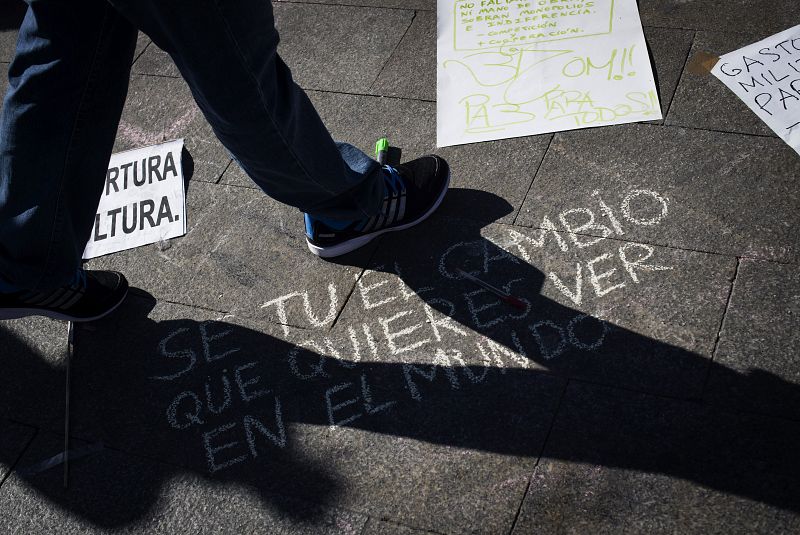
[107,0,386,219]
[0,0,385,292]
[0,0,137,292]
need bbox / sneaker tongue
[396,157,438,191]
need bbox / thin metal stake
[63,321,74,489]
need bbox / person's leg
[107,0,386,222]
[0,0,138,292]
[107,0,448,259]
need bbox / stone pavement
[2,1,800,533]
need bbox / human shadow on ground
[0,189,799,530]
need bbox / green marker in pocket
[375,137,389,166]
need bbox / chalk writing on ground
[152,187,673,473]
[437,0,661,146]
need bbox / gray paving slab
[516,123,800,262]
[639,0,800,35]
[86,180,370,324]
[31,296,563,534]
[221,90,549,226]
[0,29,18,64]
[370,11,436,102]
[0,317,71,427]
[513,382,800,534]
[331,214,733,399]
[114,74,231,185]
[135,3,414,94]
[667,31,777,136]
[706,259,800,422]
[274,3,413,93]
[1,431,367,534]
[0,419,35,482]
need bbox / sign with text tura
[436,0,661,147]
[83,139,187,259]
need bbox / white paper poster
[83,139,187,259]
[711,25,800,157]
[437,0,661,147]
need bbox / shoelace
[356,166,407,233]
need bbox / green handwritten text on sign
[437,0,661,147]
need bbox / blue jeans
[0,0,385,292]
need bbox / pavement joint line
[274,0,433,13]
[643,24,760,37]
[700,256,741,398]
[511,134,555,226]
[276,321,312,331]
[213,158,234,185]
[0,425,38,492]
[113,75,779,138]
[568,375,800,426]
[328,268,366,332]
[365,517,449,535]
[508,378,570,535]
[130,71,181,80]
[498,219,736,260]
[663,30,697,122]
[128,288,318,331]
[656,120,778,140]
[367,9,417,93]
[501,219,799,265]
[131,38,152,67]
[307,86,435,104]
[133,294,233,317]
[569,375,706,403]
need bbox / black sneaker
[305,155,450,257]
[0,270,129,322]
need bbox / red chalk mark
[118,104,200,146]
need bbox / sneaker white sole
[0,287,129,322]
[306,171,451,258]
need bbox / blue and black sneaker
[0,269,129,322]
[304,155,450,258]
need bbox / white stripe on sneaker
[386,195,398,225]
[36,288,68,307]
[48,288,79,309]
[59,290,85,310]
[397,192,407,221]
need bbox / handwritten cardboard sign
[711,24,800,157]
[83,139,187,259]
[436,0,661,147]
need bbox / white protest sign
[83,139,187,259]
[437,0,661,147]
[711,25,800,157]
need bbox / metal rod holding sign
[64,321,73,489]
